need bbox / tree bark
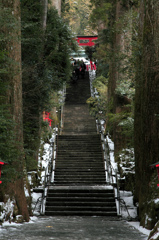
[108,1,128,157]
[134,0,159,226]
[41,0,48,30]
[2,0,29,222]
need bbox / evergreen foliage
[63,0,94,35]
[89,0,112,30]
[0,1,76,175]
[87,75,108,119]
[89,0,135,145]
[21,1,75,171]
[0,4,22,185]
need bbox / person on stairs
[80,60,86,78]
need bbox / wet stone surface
[0,216,148,240]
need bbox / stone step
[54,177,106,181]
[45,211,117,216]
[57,143,102,147]
[63,122,96,127]
[63,122,95,126]
[55,164,104,168]
[46,201,116,207]
[56,163,103,167]
[57,149,102,152]
[54,175,106,178]
[58,138,100,140]
[57,150,102,153]
[54,173,105,177]
[62,126,96,130]
[55,167,105,171]
[55,167,104,171]
[56,158,103,162]
[57,139,101,142]
[47,189,114,193]
[58,140,101,144]
[47,187,114,193]
[55,169,104,173]
[47,191,114,196]
[53,180,106,184]
[62,127,96,130]
[57,146,101,149]
[54,172,106,176]
[56,159,103,161]
[54,173,106,176]
[46,196,115,202]
[53,181,106,185]
[55,161,104,165]
[57,152,103,156]
[62,131,97,135]
[63,113,94,117]
[56,159,104,163]
[58,135,101,140]
[54,175,105,179]
[63,114,93,119]
[55,169,103,174]
[58,140,101,143]
[56,159,103,162]
[56,157,103,160]
[54,176,106,179]
[55,166,103,170]
[63,131,95,136]
[45,206,117,212]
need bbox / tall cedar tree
[108,1,127,156]
[134,0,159,226]
[1,0,29,221]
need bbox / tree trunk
[49,0,61,15]
[41,0,48,30]
[108,1,128,158]
[2,0,29,222]
[134,0,159,227]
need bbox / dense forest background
[62,0,94,35]
[87,0,159,233]
[0,0,159,236]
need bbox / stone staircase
[45,187,117,216]
[45,72,117,216]
[61,104,97,135]
[54,134,105,185]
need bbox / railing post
[115,169,121,215]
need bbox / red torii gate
[76,36,98,47]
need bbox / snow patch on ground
[154,198,159,204]
[119,191,137,219]
[127,221,150,237]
